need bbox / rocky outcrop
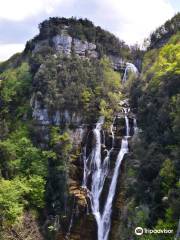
[32,100,50,125]
[32,32,127,71]
[53,34,98,58]
[73,38,97,58]
[109,55,126,71]
[32,100,83,126]
[52,35,72,56]
[33,32,98,59]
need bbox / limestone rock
[109,55,125,71]
[32,100,50,125]
[32,31,98,59]
[52,34,72,56]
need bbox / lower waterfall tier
[64,105,137,240]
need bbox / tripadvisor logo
[135,227,173,236]
[135,227,143,235]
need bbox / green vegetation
[0,125,50,226]
[25,17,131,58]
[0,126,48,177]
[127,32,180,236]
[0,178,27,225]
[46,127,72,215]
[0,63,50,232]
[32,54,121,125]
[0,62,32,136]
[0,18,123,237]
[148,12,180,49]
[0,53,22,73]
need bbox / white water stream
[82,109,130,240]
[80,62,138,240]
[123,62,138,83]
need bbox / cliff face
[33,33,98,59]
[25,18,130,154]
[24,17,130,72]
[31,32,126,71]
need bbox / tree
[0,178,29,225]
[160,159,176,194]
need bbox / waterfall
[65,197,76,239]
[79,63,138,239]
[125,116,130,136]
[123,62,138,83]
[110,117,116,147]
[99,113,129,240]
[133,118,138,135]
[82,110,130,240]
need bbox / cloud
[52,0,175,45]
[0,0,73,21]
[0,0,176,61]
[0,44,24,61]
[94,0,175,45]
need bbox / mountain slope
[118,30,180,240]
[0,17,128,240]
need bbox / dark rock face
[32,99,83,126]
[108,55,126,71]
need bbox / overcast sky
[0,0,179,61]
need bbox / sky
[0,0,179,61]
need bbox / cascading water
[65,197,76,239]
[81,62,138,239]
[133,118,138,135]
[100,137,128,240]
[123,62,138,83]
[82,110,130,240]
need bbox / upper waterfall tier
[122,62,138,83]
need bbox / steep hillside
[25,17,130,59]
[148,12,180,49]
[0,17,129,240]
[113,30,180,240]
